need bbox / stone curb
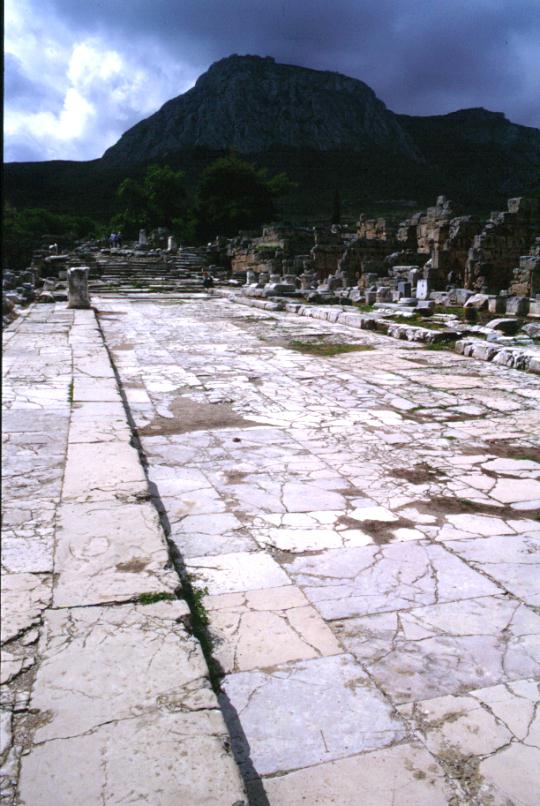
[229,294,540,375]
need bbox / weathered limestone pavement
[2,293,539,805]
[1,303,246,804]
[91,294,540,806]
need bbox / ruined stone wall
[395,196,482,287]
[356,216,396,242]
[465,197,540,292]
[508,239,540,297]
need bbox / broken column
[67,267,91,309]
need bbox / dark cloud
[5,0,540,161]
[45,0,540,123]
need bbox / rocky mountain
[5,55,540,221]
[102,55,421,164]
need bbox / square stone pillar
[67,267,91,309]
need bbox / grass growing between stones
[389,315,445,330]
[288,340,374,356]
[68,380,74,402]
[352,303,374,312]
[138,591,177,605]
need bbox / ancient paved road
[1,304,246,805]
[2,295,540,805]
[96,294,540,805]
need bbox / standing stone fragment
[67,267,90,309]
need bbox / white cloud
[4,0,198,160]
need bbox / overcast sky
[5,0,540,163]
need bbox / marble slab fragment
[283,541,500,619]
[0,573,52,644]
[187,551,291,595]
[399,679,540,806]
[336,596,540,703]
[447,533,540,606]
[223,653,406,775]
[28,600,209,743]
[53,501,177,606]
[62,441,147,502]
[207,585,340,672]
[19,703,246,806]
[263,743,451,806]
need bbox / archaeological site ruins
[2,192,540,805]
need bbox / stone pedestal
[376,287,392,303]
[138,229,148,246]
[416,279,430,300]
[67,267,91,309]
[300,272,317,290]
[366,287,377,305]
[506,296,530,316]
[488,296,507,314]
[397,281,412,298]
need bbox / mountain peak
[102,55,418,164]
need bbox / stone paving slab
[7,596,247,804]
[263,743,452,805]
[5,295,539,805]
[224,654,406,775]
[53,500,177,606]
[207,586,341,672]
[398,679,540,806]
[61,441,148,502]
[337,596,540,703]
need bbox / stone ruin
[3,194,539,332]
[213,195,539,320]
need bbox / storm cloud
[5,0,540,161]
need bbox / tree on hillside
[113,165,188,237]
[195,156,294,241]
[2,204,98,270]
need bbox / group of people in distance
[109,232,123,248]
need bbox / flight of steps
[89,248,210,295]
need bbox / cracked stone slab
[283,541,500,620]
[20,600,244,806]
[223,653,406,775]
[53,501,177,607]
[1,507,56,574]
[443,513,516,537]
[489,477,540,505]
[19,709,246,806]
[61,441,148,502]
[187,551,291,595]
[336,596,540,703]
[262,742,451,805]
[398,679,540,806]
[23,601,235,761]
[207,585,341,672]
[69,401,131,443]
[0,573,52,644]
[72,377,122,403]
[447,533,540,606]
[170,512,258,557]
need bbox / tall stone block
[67,267,91,309]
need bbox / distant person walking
[202,271,214,292]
